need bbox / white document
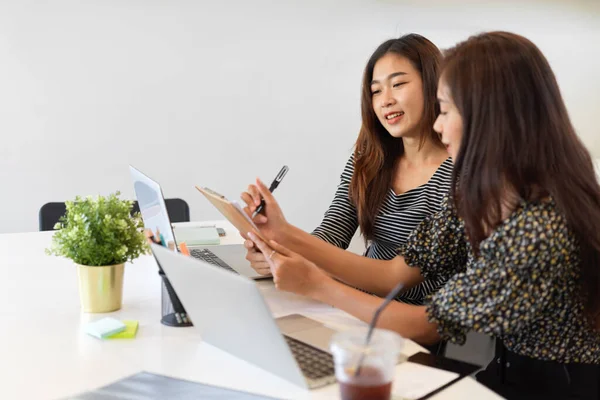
[393,362,460,399]
[231,200,261,232]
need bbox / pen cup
[159,271,193,327]
[148,228,193,328]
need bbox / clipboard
[195,186,268,242]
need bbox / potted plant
[46,192,150,313]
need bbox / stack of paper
[393,362,460,399]
[174,226,220,246]
[106,320,139,339]
[84,317,126,339]
[84,318,139,340]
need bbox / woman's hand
[247,231,331,298]
[243,239,271,276]
[240,179,289,239]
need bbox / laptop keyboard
[284,335,335,380]
[190,248,237,274]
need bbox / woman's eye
[371,89,381,95]
[393,82,407,88]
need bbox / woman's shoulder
[437,157,453,175]
[339,152,357,181]
[429,157,453,184]
[421,158,454,208]
[505,197,565,233]
[483,197,575,258]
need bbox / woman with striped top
[310,154,452,306]
[241,34,453,349]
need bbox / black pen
[252,165,289,218]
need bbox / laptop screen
[129,165,177,251]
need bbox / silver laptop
[151,243,338,390]
[129,165,266,280]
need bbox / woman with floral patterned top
[246,31,600,399]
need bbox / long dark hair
[444,31,600,327]
[350,34,443,241]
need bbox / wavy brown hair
[350,34,443,241]
[444,31,600,327]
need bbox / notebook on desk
[67,371,281,400]
[401,352,482,400]
[173,226,220,246]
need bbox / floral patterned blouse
[400,195,600,364]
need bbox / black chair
[39,198,190,231]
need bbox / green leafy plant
[46,192,150,266]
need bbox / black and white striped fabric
[312,155,454,305]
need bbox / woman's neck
[401,136,447,167]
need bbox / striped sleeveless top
[312,155,453,305]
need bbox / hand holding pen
[241,166,288,224]
[240,166,290,243]
[252,165,289,218]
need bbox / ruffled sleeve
[398,194,468,282]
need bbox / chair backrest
[39,198,190,231]
[132,198,190,225]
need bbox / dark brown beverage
[339,381,392,400]
[338,366,392,400]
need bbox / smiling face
[433,78,463,160]
[370,53,425,139]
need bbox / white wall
[0,0,598,234]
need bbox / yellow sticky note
[106,320,138,339]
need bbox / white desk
[0,221,503,400]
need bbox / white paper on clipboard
[231,200,261,233]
